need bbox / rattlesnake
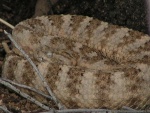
[2,15,150,109]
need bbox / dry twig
[2,78,53,100]
[0,78,51,111]
[4,30,64,109]
[0,105,12,113]
[40,108,147,113]
[0,18,14,29]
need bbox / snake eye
[37,57,44,62]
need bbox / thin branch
[0,78,51,111]
[2,78,52,100]
[0,105,12,113]
[41,108,147,113]
[57,109,111,113]
[122,106,138,111]
[0,18,14,29]
[2,41,11,53]
[4,30,64,109]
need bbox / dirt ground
[0,0,149,112]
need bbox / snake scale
[2,15,150,109]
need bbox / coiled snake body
[2,15,150,109]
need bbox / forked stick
[0,79,51,110]
[4,30,64,109]
[2,78,52,100]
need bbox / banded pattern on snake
[2,15,150,109]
